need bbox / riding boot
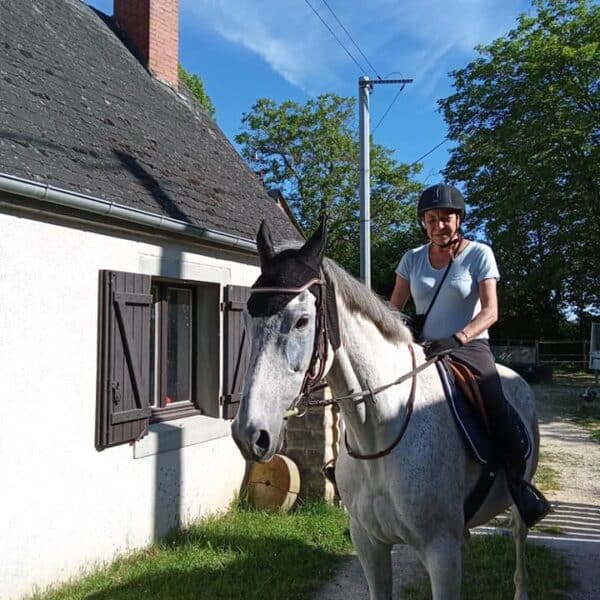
[490,404,551,527]
[507,478,551,528]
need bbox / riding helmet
[417,183,465,218]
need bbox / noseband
[249,275,331,419]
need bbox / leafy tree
[440,0,599,338]
[235,94,423,295]
[179,65,215,118]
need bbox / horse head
[231,218,333,462]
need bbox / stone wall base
[284,393,340,503]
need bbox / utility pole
[359,76,413,288]
[359,76,372,288]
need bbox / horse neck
[326,303,415,456]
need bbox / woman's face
[422,209,461,246]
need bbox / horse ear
[256,220,276,264]
[300,216,327,265]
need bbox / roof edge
[0,173,257,253]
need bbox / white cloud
[183,0,348,93]
[183,0,529,97]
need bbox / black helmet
[417,184,465,218]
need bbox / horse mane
[322,257,413,344]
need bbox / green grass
[552,368,597,385]
[535,462,562,491]
[403,535,572,599]
[535,523,564,535]
[572,413,600,443]
[30,501,575,600]
[29,501,352,600]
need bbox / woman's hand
[423,335,463,358]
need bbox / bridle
[248,274,440,459]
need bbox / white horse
[231,220,540,600]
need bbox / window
[95,270,250,450]
[150,283,198,421]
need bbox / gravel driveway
[532,385,600,600]
[314,380,600,599]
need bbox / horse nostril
[253,429,270,456]
[256,430,270,450]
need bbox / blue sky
[87,0,533,184]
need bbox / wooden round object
[247,454,300,512]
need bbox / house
[0,1,302,597]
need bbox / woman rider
[390,183,549,527]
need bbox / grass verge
[572,414,600,443]
[29,500,574,600]
[403,534,572,599]
[535,462,562,491]
[29,501,352,600]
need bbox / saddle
[445,358,491,433]
[436,357,532,524]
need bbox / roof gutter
[0,173,258,253]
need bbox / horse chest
[349,486,417,544]
[338,461,424,544]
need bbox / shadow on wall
[153,423,182,541]
[152,247,184,541]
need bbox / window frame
[149,278,203,423]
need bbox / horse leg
[420,534,462,600]
[349,518,392,600]
[511,505,530,600]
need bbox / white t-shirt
[396,241,500,341]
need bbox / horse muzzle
[231,420,282,463]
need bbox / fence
[538,339,590,367]
[490,339,591,368]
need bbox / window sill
[150,402,202,423]
[133,415,232,459]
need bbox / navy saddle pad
[435,361,532,465]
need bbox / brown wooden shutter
[221,285,252,420]
[96,270,152,450]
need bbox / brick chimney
[114,0,179,88]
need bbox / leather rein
[249,275,440,460]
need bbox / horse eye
[295,316,310,330]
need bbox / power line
[303,0,367,74]
[319,0,381,79]
[408,138,449,167]
[372,84,406,133]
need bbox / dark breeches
[448,339,526,479]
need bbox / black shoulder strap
[423,256,453,320]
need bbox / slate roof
[0,0,301,244]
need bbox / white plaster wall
[0,211,259,599]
